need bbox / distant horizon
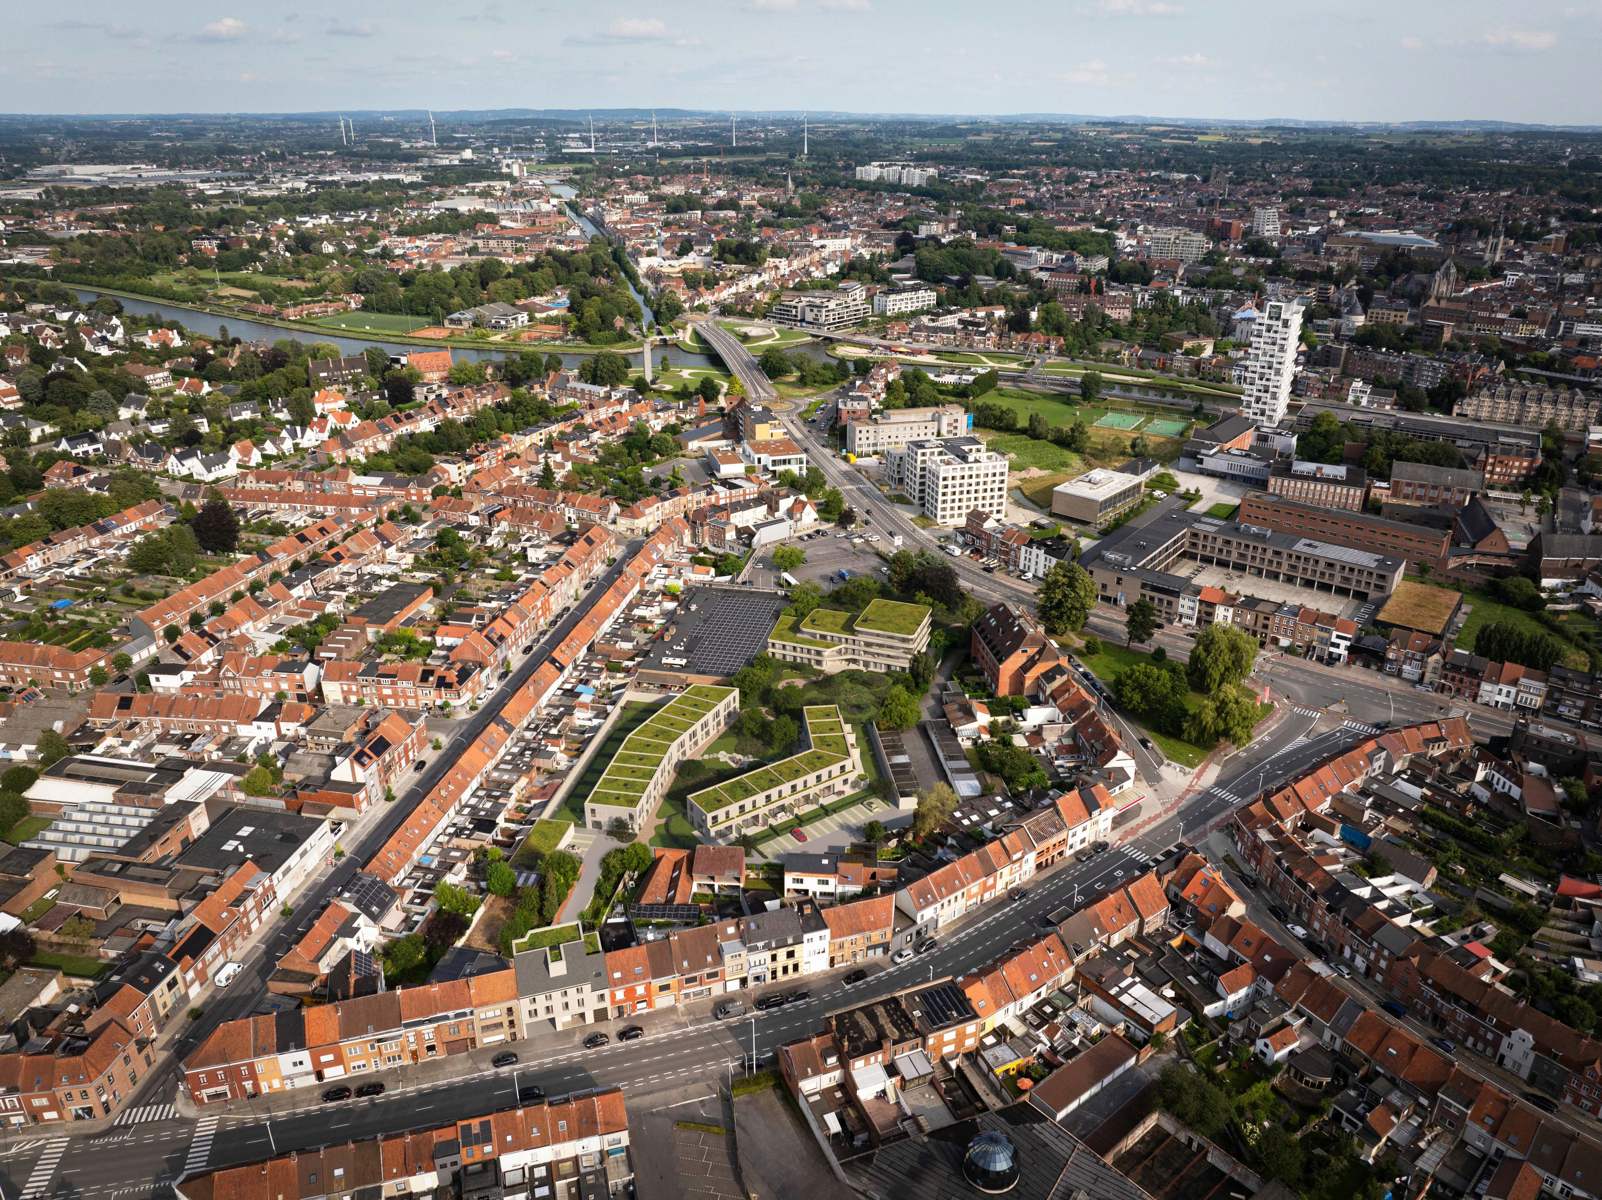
[2,107,1600,134]
[8,2,1601,126]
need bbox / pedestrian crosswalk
[183,1114,220,1176]
[18,1137,68,1200]
[114,1102,180,1126]
[1208,786,1245,805]
[1290,705,1323,719]
[1342,720,1382,736]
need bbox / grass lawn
[30,950,108,979]
[1072,640,1221,768]
[1458,593,1591,670]
[512,818,573,868]
[1206,502,1240,520]
[1017,471,1078,509]
[311,311,432,334]
[20,895,55,923]
[558,701,660,822]
[4,815,51,845]
[981,432,1085,472]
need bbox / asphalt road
[122,543,642,1111]
[693,319,777,404]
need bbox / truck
[891,534,904,549]
[779,571,799,588]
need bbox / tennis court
[1093,411,1145,430]
[1145,418,1191,438]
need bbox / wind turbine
[731,113,738,148]
[651,110,659,148]
[428,110,437,146]
[339,116,347,146]
[589,115,596,153]
[802,114,808,158]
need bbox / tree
[621,840,654,875]
[383,933,428,979]
[863,819,888,849]
[767,714,800,755]
[163,624,181,644]
[539,459,557,489]
[878,685,921,731]
[1082,636,1102,656]
[37,730,70,768]
[787,581,823,618]
[1187,624,1257,693]
[913,782,958,841]
[241,765,277,796]
[88,665,109,687]
[112,652,133,675]
[433,880,481,918]
[0,789,29,838]
[1125,598,1160,646]
[1,765,37,794]
[759,348,794,379]
[192,496,241,554]
[60,913,96,947]
[581,351,630,387]
[772,545,806,573]
[1038,561,1096,636]
[1078,370,1102,404]
[486,859,518,897]
[0,926,36,972]
[1185,683,1263,748]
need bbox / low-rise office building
[1050,468,1146,528]
[767,598,932,674]
[1267,460,1369,511]
[842,404,969,456]
[767,286,870,332]
[1236,491,1450,570]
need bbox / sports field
[311,312,432,334]
[1145,417,1191,438]
[1094,411,1144,430]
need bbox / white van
[212,961,243,989]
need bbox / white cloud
[1161,52,1211,67]
[491,48,516,60]
[327,19,376,37]
[750,0,799,9]
[196,17,247,42]
[569,17,698,46]
[1063,58,1116,85]
[1480,28,1557,51]
[1097,0,1184,14]
[820,0,872,9]
[1400,35,1424,49]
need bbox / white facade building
[872,285,938,317]
[886,437,1009,526]
[1239,299,1304,426]
[1251,207,1282,239]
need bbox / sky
[7,1,1602,125]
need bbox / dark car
[843,969,868,985]
[518,1083,546,1104]
[1380,999,1409,1019]
[618,1025,645,1041]
[321,1085,352,1103]
[915,937,938,956]
[492,1051,519,1069]
[755,993,788,1012]
[1524,1091,1559,1113]
[1092,841,1110,854]
[355,1081,386,1098]
[583,1032,610,1049]
[1430,1036,1456,1054]
[784,989,811,1005]
[1008,888,1029,902]
[1074,849,1094,864]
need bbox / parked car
[1430,1036,1456,1054]
[790,828,808,843]
[892,948,914,964]
[321,1086,352,1103]
[714,1000,746,1020]
[1008,888,1029,903]
[1074,849,1094,864]
[843,969,868,985]
[1380,999,1408,1019]
[492,1051,519,1069]
[518,1083,546,1104]
[618,1025,645,1042]
[915,937,938,956]
[784,989,810,1005]
[1334,963,1353,978]
[211,961,242,989]
[583,1032,610,1049]
[1524,1091,1559,1113]
[1092,841,1110,854]
[755,993,788,1012]
[1286,924,1310,940]
[355,1081,386,1098]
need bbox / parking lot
[748,527,891,592]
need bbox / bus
[779,571,799,588]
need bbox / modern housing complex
[687,705,862,839]
[767,598,933,674]
[885,436,1009,525]
[1239,298,1303,425]
[841,404,969,456]
[581,685,739,832]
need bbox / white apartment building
[854,162,939,187]
[767,285,870,332]
[843,404,970,456]
[1251,206,1282,239]
[1144,226,1211,265]
[872,285,938,317]
[886,436,1009,526]
[1239,298,1304,426]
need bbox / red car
[790,828,808,843]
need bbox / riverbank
[57,281,637,356]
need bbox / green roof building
[767,598,932,674]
